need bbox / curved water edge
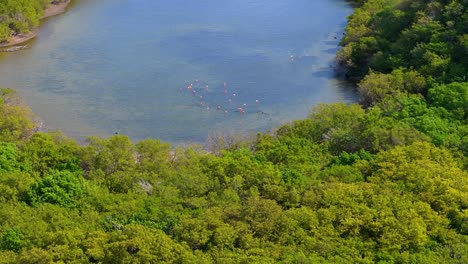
[0,0,72,49]
[0,0,357,145]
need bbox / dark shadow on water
[323,40,340,46]
[160,31,236,59]
[322,47,340,55]
[334,78,359,102]
[311,69,335,78]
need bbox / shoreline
[0,0,71,48]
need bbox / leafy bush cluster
[0,0,54,43]
[339,0,467,83]
[339,0,468,157]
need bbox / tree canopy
[0,0,51,43]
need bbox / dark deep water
[0,0,356,144]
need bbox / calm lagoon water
[0,0,355,144]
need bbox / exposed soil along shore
[0,0,71,48]
[0,28,40,48]
[42,0,72,19]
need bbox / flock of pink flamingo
[178,79,262,115]
[177,55,314,116]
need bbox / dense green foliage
[0,89,35,142]
[0,0,60,43]
[339,0,468,156]
[0,93,466,262]
[339,0,467,83]
[0,0,467,263]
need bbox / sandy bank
[42,0,72,19]
[0,0,71,48]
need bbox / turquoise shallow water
[0,0,355,144]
